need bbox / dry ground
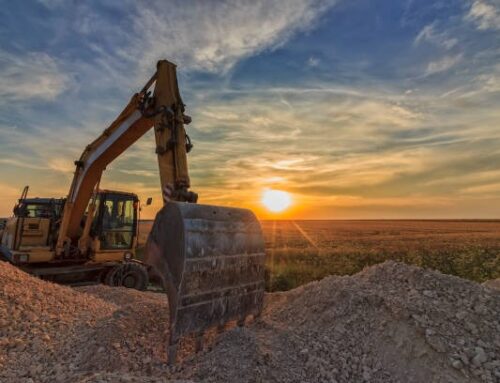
[1,260,499,383]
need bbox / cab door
[98,194,137,251]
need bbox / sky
[0,0,499,219]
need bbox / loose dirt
[1,261,499,383]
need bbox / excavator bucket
[144,202,266,363]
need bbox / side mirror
[146,197,153,206]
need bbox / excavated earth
[1,260,499,383]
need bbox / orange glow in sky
[1,2,500,220]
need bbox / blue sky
[0,0,499,218]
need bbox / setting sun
[262,189,292,213]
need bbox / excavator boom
[57,96,149,249]
[56,60,195,253]
[55,60,266,363]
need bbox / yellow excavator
[0,60,266,362]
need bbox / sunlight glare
[262,189,292,213]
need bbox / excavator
[0,60,266,362]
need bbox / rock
[472,347,488,367]
[423,290,433,298]
[459,353,469,366]
[474,304,487,314]
[29,364,43,376]
[482,278,500,291]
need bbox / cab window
[99,194,136,250]
[18,204,52,218]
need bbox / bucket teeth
[145,202,266,363]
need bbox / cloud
[0,158,48,171]
[424,54,463,76]
[118,169,157,178]
[414,24,458,49]
[36,0,65,9]
[462,182,500,195]
[466,0,500,30]
[47,158,77,173]
[183,88,426,196]
[128,0,337,75]
[33,1,338,91]
[1,1,500,219]
[176,76,500,216]
[0,50,70,102]
[307,57,320,67]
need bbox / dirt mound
[71,285,171,377]
[181,261,500,383]
[0,262,116,382]
[1,261,499,383]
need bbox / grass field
[138,220,500,291]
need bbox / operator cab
[3,198,66,251]
[14,198,65,220]
[90,191,138,251]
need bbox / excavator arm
[56,60,195,254]
[57,60,265,364]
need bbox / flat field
[138,220,500,291]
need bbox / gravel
[1,260,499,383]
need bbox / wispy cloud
[414,24,458,49]
[0,158,48,171]
[0,1,499,218]
[466,0,500,30]
[59,0,338,79]
[36,0,65,9]
[424,54,463,76]
[0,50,70,101]
[129,0,337,75]
[307,57,321,67]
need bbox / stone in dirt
[0,260,499,383]
[483,278,500,291]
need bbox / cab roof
[20,198,64,205]
[97,189,138,198]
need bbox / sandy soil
[1,261,499,382]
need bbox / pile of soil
[1,261,499,383]
[0,262,116,382]
[0,262,175,383]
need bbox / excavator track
[145,202,266,363]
